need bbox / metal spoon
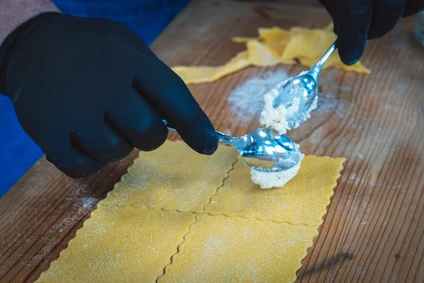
[164,121,302,172]
[216,128,302,172]
[271,41,337,128]
[162,43,336,172]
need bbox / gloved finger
[45,135,106,178]
[368,0,404,39]
[332,0,373,65]
[71,120,134,163]
[132,56,218,155]
[403,1,424,17]
[111,20,157,57]
[105,88,168,151]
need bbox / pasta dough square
[172,51,251,84]
[102,141,238,213]
[159,214,317,283]
[37,207,195,283]
[204,155,344,226]
[172,24,370,85]
[37,142,344,283]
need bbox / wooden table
[1,1,424,282]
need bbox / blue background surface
[0,0,190,197]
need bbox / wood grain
[1,0,424,282]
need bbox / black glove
[320,0,424,65]
[0,13,218,178]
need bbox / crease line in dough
[155,214,200,282]
[160,207,312,227]
[200,212,312,227]
[199,158,240,213]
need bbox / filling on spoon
[250,77,315,189]
[259,74,318,135]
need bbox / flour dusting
[79,197,98,212]
[228,69,289,121]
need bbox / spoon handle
[215,131,239,146]
[309,41,337,80]
[162,119,241,148]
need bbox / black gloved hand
[320,0,424,65]
[0,13,218,178]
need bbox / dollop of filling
[259,77,317,135]
[250,154,304,189]
[252,74,317,189]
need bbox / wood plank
[1,0,424,282]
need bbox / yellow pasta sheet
[37,207,195,283]
[204,156,345,226]
[172,51,251,84]
[159,215,317,283]
[37,141,344,283]
[173,25,370,84]
[102,141,238,213]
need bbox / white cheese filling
[250,154,304,189]
[251,71,319,189]
[260,85,318,135]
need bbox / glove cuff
[0,12,62,96]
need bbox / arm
[0,0,59,45]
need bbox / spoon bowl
[216,128,302,172]
[271,41,337,129]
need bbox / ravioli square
[37,207,195,283]
[204,155,344,226]
[102,141,238,213]
[159,214,317,283]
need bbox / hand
[320,0,424,65]
[0,13,218,178]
